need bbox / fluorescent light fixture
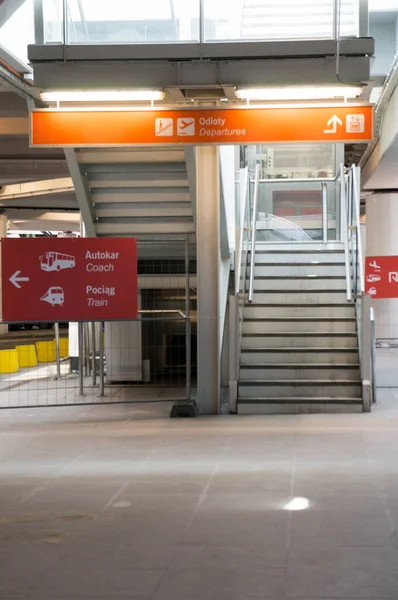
[40,90,165,102]
[236,86,363,101]
[284,497,310,511]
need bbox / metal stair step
[242,332,357,349]
[254,264,346,277]
[248,277,346,291]
[237,398,363,415]
[243,304,355,318]
[251,250,345,265]
[241,348,359,364]
[92,189,191,203]
[243,318,356,334]
[240,364,360,380]
[252,291,348,304]
[238,380,362,398]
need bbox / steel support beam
[0,118,29,135]
[0,159,69,180]
[0,177,73,200]
[30,56,371,90]
[196,145,220,415]
[0,64,45,106]
[8,214,80,231]
[0,46,32,75]
[64,148,96,237]
[29,38,374,62]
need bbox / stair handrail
[248,163,260,303]
[235,167,249,296]
[370,306,377,405]
[352,165,364,295]
[340,163,352,301]
[344,164,374,410]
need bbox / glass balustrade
[244,143,340,243]
[37,0,361,45]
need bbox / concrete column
[0,214,8,334]
[196,146,220,414]
[366,193,398,341]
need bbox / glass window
[65,0,200,43]
[43,0,64,43]
[0,0,34,66]
[247,144,335,179]
[204,0,359,42]
[39,0,361,44]
[369,0,398,8]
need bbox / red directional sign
[1,238,138,322]
[365,255,398,299]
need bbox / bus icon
[41,287,64,307]
[40,252,75,272]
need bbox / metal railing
[371,306,377,404]
[230,166,251,412]
[341,162,374,410]
[341,163,352,302]
[248,164,260,303]
[235,167,249,296]
[247,171,340,244]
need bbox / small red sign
[365,255,398,299]
[1,238,138,322]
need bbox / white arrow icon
[324,115,343,134]
[9,270,29,289]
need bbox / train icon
[40,286,64,307]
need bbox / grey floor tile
[154,566,285,599]
[183,513,289,548]
[28,567,165,598]
[283,564,398,597]
[1,349,398,599]
[171,543,287,570]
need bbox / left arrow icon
[9,270,29,289]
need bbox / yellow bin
[16,345,38,368]
[0,349,19,374]
[36,340,56,363]
[59,337,69,358]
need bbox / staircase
[65,147,196,238]
[238,247,362,414]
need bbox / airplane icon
[177,117,195,136]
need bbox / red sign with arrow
[1,238,138,322]
[365,255,398,299]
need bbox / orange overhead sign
[31,106,373,147]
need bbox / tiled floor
[1,350,398,599]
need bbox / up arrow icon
[324,115,343,134]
